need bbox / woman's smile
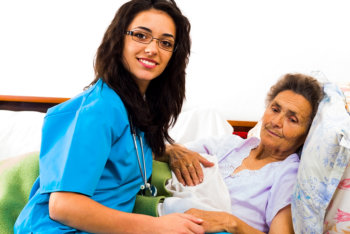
[137,57,158,69]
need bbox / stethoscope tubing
[129,116,157,196]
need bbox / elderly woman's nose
[271,114,284,127]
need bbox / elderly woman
[163,73,323,233]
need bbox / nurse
[14,0,204,233]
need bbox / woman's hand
[185,208,265,234]
[165,144,214,186]
[154,213,205,234]
[185,208,231,233]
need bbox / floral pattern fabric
[291,82,350,233]
[324,163,350,233]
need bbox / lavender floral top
[185,135,299,232]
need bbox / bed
[1,83,349,233]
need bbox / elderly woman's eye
[271,107,279,112]
[289,117,298,123]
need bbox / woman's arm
[185,205,294,234]
[268,205,294,234]
[49,191,205,234]
[185,209,264,234]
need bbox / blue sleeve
[39,94,128,196]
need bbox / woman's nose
[144,39,159,55]
[271,114,284,127]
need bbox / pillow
[323,163,350,232]
[0,110,45,161]
[291,82,350,233]
[168,107,233,144]
[247,119,261,139]
[337,81,350,113]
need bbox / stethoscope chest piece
[140,183,158,197]
[148,184,157,196]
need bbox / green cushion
[132,160,173,216]
[0,152,40,234]
[150,160,172,197]
[133,195,165,217]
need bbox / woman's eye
[134,32,148,40]
[289,117,298,123]
[160,40,174,48]
[271,107,279,112]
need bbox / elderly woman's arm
[185,205,294,234]
[268,205,294,234]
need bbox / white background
[1,0,349,121]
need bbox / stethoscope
[129,117,157,197]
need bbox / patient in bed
[161,73,323,233]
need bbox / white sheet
[158,154,232,216]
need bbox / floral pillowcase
[324,163,350,233]
[291,82,350,233]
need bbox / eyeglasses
[126,30,176,52]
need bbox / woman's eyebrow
[271,101,280,109]
[162,33,175,39]
[134,26,175,39]
[135,26,152,32]
[287,110,297,117]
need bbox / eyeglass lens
[128,30,175,52]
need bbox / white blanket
[158,154,232,216]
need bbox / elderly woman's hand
[185,208,265,234]
[165,144,214,186]
[185,208,232,233]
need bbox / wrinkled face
[122,9,176,94]
[260,90,312,156]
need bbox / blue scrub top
[14,79,153,233]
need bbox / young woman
[14,0,204,233]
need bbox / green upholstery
[0,152,172,233]
[0,152,40,234]
[149,160,172,197]
[132,160,173,216]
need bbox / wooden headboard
[0,95,257,132]
[0,95,69,113]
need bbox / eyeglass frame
[125,30,177,52]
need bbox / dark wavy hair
[266,73,324,125]
[90,0,191,157]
